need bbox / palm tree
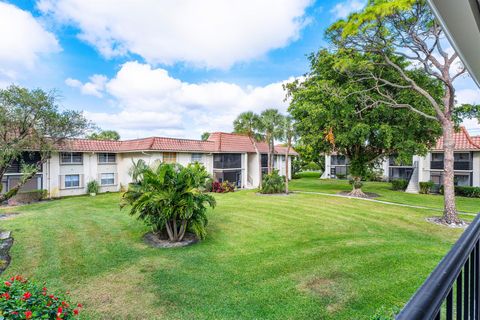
[233,111,263,188]
[128,159,148,183]
[260,109,284,174]
[282,115,297,194]
[121,162,216,242]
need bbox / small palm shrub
[349,179,363,189]
[391,179,408,191]
[121,162,216,242]
[419,181,434,194]
[86,180,99,195]
[0,275,82,319]
[260,170,285,194]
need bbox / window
[455,174,471,186]
[100,173,115,186]
[60,152,83,164]
[213,154,242,169]
[455,153,471,161]
[331,155,347,165]
[98,153,116,164]
[261,154,268,168]
[65,175,80,188]
[431,173,443,185]
[191,153,203,163]
[163,152,177,163]
[431,153,444,161]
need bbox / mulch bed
[426,217,469,228]
[0,231,13,275]
[338,191,380,199]
[143,232,199,248]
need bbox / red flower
[14,275,24,282]
[4,281,11,287]
[22,292,32,300]
[43,287,47,291]
[57,306,63,316]
[77,303,83,308]
[11,311,18,315]
[25,311,32,319]
[2,292,10,300]
[73,309,79,315]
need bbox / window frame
[191,153,203,163]
[163,152,177,164]
[98,153,117,164]
[64,174,80,188]
[60,152,83,165]
[100,173,115,186]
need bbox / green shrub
[302,161,321,171]
[7,189,47,205]
[260,170,285,194]
[0,275,82,319]
[204,178,213,192]
[419,181,434,194]
[441,185,480,198]
[391,179,408,191]
[86,180,99,194]
[336,173,347,180]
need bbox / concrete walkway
[293,190,477,216]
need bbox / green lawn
[0,182,472,319]
[290,171,480,214]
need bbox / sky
[1,0,480,140]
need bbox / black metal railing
[397,214,480,320]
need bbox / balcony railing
[396,214,480,320]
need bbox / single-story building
[1,132,297,198]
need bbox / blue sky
[1,0,479,139]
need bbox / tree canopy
[88,130,120,141]
[0,85,91,201]
[286,50,442,195]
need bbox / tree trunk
[252,140,262,189]
[173,218,178,240]
[347,176,367,198]
[165,220,174,241]
[441,119,459,224]
[178,220,187,241]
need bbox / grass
[0,179,474,319]
[291,171,480,214]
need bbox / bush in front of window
[211,181,235,193]
[440,185,480,198]
[7,190,47,206]
[391,179,408,191]
[259,170,285,194]
[419,181,435,194]
[0,275,82,319]
[86,180,99,195]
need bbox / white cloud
[0,2,60,82]
[66,74,108,97]
[38,0,312,69]
[330,0,366,19]
[72,61,293,138]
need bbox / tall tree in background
[0,85,91,202]
[201,132,210,141]
[281,115,297,194]
[233,112,264,188]
[286,50,442,197]
[327,0,470,223]
[88,130,120,141]
[260,109,284,174]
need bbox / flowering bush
[211,181,235,193]
[0,275,81,319]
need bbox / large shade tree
[0,85,91,202]
[327,0,476,223]
[286,50,442,197]
[233,111,264,188]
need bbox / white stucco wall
[473,152,480,187]
[321,155,331,179]
[247,153,260,188]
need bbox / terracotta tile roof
[432,126,480,151]
[274,145,299,156]
[55,132,298,155]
